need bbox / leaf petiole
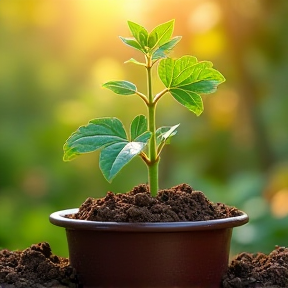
[153,88,169,104]
[135,91,149,104]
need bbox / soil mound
[1,242,287,287]
[0,242,78,288]
[222,246,288,287]
[71,183,241,222]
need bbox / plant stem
[146,56,159,197]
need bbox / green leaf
[63,117,151,182]
[178,79,221,94]
[170,56,199,87]
[170,89,203,116]
[127,21,148,50]
[156,124,179,146]
[160,124,180,141]
[158,55,225,115]
[99,142,127,181]
[152,36,182,60]
[100,131,151,182]
[63,117,127,161]
[148,19,175,50]
[103,80,137,95]
[134,131,151,143]
[157,58,174,87]
[130,115,148,141]
[119,36,144,53]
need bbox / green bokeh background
[1,0,288,257]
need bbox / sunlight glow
[188,1,222,34]
[192,29,225,58]
[55,100,92,125]
[74,0,145,23]
[90,57,124,85]
[271,188,288,218]
[232,0,263,18]
[207,88,239,129]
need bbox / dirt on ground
[0,242,78,288]
[1,244,288,288]
[70,183,242,222]
[222,246,288,287]
[1,184,287,287]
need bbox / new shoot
[63,20,225,196]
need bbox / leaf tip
[63,152,73,162]
[63,156,69,162]
[195,109,203,117]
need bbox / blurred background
[0,0,288,257]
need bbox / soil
[222,246,288,288]
[69,183,242,222]
[1,245,288,288]
[0,242,78,288]
[1,184,287,287]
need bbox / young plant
[63,20,225,197]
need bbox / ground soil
[222,246,288,287]
[1,244,288,288]
[1,184,287,287]
[0,242,78,288]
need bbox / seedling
[63,20,225,196]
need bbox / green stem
[146,56,159,197]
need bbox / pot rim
[50,208,249,232]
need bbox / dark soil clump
[70,183,242,222]
[0,242,78,288]
[222,246,288,287]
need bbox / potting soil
[70,183,241,222]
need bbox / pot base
[68,228,231,287]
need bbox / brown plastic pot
[50,208,248,288]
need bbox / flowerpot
[50,209,248,288]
